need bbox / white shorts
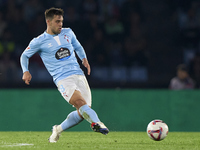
[57,75,92,106]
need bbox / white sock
[56,125,63,133]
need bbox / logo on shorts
[55,47,71,61]
[63,92,68,97]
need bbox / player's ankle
[57,125,63,133]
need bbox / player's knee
[73,99,86,109]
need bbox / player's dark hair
[45,7,64,20]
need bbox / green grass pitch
[0,132,199,150]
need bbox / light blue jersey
[20,28,87,85]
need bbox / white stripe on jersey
[54,36,61,45]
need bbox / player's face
[177,70,188,79]
[49,15,63,34]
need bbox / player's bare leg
[48,91,84,143]
[70,91,109,135]
[49,90,108,143]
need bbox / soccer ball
[147,119,169,141]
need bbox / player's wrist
[23,71,30,74]
[82,58,88,63]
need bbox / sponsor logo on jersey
[55,47,71,60]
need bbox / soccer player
[20,7,109,143]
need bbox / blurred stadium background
[1,0,200,89]
[1,0,200,132]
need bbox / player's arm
[20,38,40,85]
[82,58,90,75]
[70,29,91,75]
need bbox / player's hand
[22,71,32,85]
[82,58,91,75]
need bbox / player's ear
[46,19,51,25]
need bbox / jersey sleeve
[20,38,40,73]
[70,29,87,60]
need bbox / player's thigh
[57,76,76,103]
[77,75,92,106]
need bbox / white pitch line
[1,143,34,147]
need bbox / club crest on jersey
[55,47,71,61]
[64,35,69,43]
